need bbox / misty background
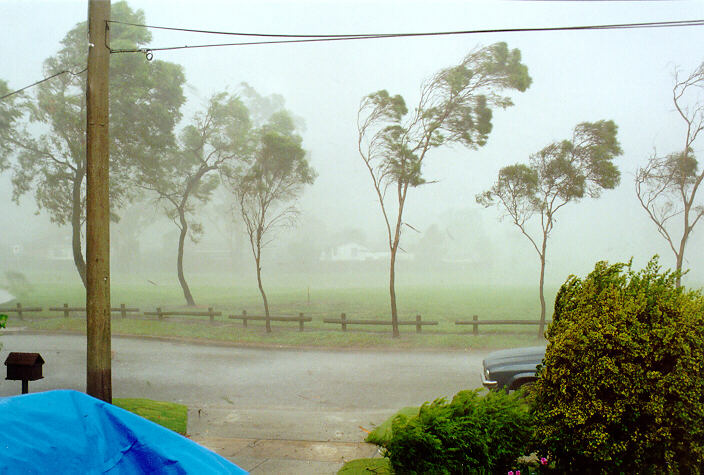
[1,0,703,299]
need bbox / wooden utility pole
[86,0,112,403]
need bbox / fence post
[242,310,247,328]
[208,307,215,324]
[298,312,304,332]
[63,303,70,319]
[157,307,163,321]
[416,314,422,333]
[341,312,347,332]
[120,303,126,319]
[473,314,478,336]
[16,302,23,321]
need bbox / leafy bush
[366,406,419,446]
[532,258,704,473]
[385,389,533,474]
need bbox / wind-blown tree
[229,111,316,332]
[139,92,251,306]
[358,42,531,337]
[635,62,704,287]
[477,121,622,336]
[0,80,22,169]
[0,2,185,287]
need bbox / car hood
[483,346,546,370]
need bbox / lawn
[113,398,188,435]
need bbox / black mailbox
[5,352,44,394]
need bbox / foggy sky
[1,0,704,287]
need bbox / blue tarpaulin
[0,390,247,474]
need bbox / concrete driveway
[0,332,489,473]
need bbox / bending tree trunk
[389,243,400,338]
[176,208,195,306]
[255,253,271,333]
[538,254,546,338]
[72,168,87,288]
[675,229,688,288]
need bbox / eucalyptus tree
[358,42,531,337]
[0,2,185,287]
[230,111,316,332]
[477,120,622,336]
[635,62,704,287]
[138,92,251,306]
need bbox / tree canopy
[0,1,185,286]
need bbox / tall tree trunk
[176,208,195,306]
[538,255,546,338]
[72,168,87,288]
[389,247,399,338]
[537,234,548,338]
[255,251,271,333]
[675,244,685,288]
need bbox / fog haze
[2,0,703,292]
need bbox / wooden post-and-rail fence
[323,313,438,333]
[48,304,140,319]
[143,307,222,323]
[3,302,550,335]
[228,310,312,331]
[0,303,43,320]
[455,315,552,335]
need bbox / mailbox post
[5,352,44,394]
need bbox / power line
[6,18,703,97]
[0,67,87,101]
[107,18,704,39]
[107,18,704,58]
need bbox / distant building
[320,242,413,262]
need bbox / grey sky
[1,0,703,286]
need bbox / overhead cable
[0,67,87,101]
[107,18,704,39]
[105,18,704,59]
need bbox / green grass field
[3,271,555,349]
[113,398,188,435]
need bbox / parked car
[481,346,546,391]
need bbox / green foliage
[338,458,392,474]
[360,42,532,194]
[385,389,534,474]
[113,398,187,435]
[365,406,419,446]
[532,257,704,473]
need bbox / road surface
[0,332,489,472]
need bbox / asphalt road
[0,332,488,442]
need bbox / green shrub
[366,406,419,446]
[384,389,533,474]
[532,258,704,473]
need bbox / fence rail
[323,313,437,333]
[143,307,221,323]
[0,303,43,320]
[229,311,311,331]
[49,304,140,319]
[455,315,551,335]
